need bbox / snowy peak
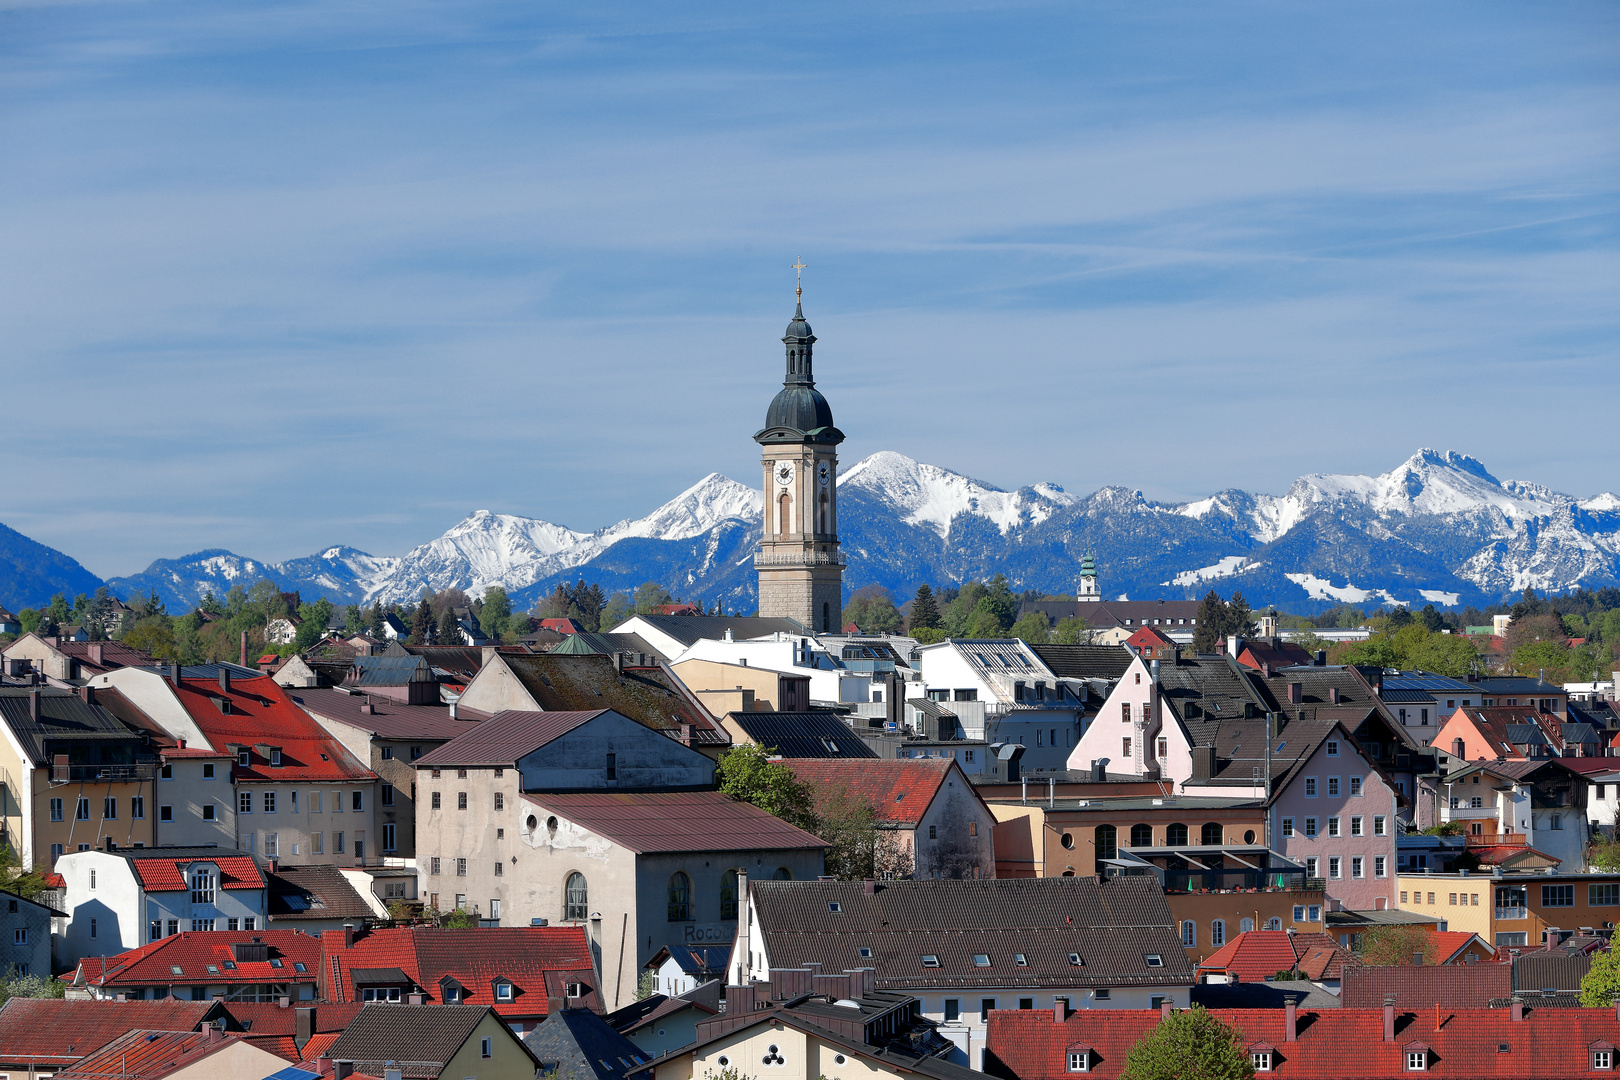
[1290,447,1565,520]
[842,450,1075,538]
[595,473,761,546]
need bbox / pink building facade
[1271,727,1399,910]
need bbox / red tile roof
[1197,930,1360,983]
[72,930,322,989]
[1341,963,1512,1009]
[524,790,826,854]
[781,759,970,828]
[228,1001,364,1061]
[1428,931,1496,965]
[54,1030,246,1080]
[1238,640,1315,670]
[53,639,157,673]
[0,999,218,1065]
[987,1005,1620,1079]
[319,925,599,1020]
[173,675,375,782]
[129,853,265,893]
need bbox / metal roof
[415,710,608,767]
[729,711,877,758]
[0,688,147,763]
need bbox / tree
[0,971,65,1006]
[909,585,942,632]
[1053,616,1089,644]
[437,607,461,646]
[965,607,1005,639]
[843,585,902,635]
[599,593,634,631]
[0,842,48,901]
[1581,948,1620,1006]
[246,579,288,634]
[941,582,989,637]
[715,744,817,832]
[295,598,334,650]
[911,627,947,645]
[1121,1005,1255,1080]
[411,597,433,644]
[1009,612,1050,644]
[1356,923,1439,966]
[632,582,673,615]
[124,617,178,662]
[1193,591,1228,654]
[441,906,479,929]
[816,783,911,880]
[367,601,387,639]
[1226,592,1256,638]
[479,586,513,641]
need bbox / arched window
[818,491,829,534]
[564,872,589,921]
[667,872,692,922]
[1210,919,1225,947]
[1130,824,1153,848]
[1201,822,1223,846]
[1266,917,1281,930]
[1094,824,1117,862]
[720,869,741,919]
[1165,823,1188,846]
[1240,917,1254,933]
[779,493,791,538]
[1452,738,1465,758]
[1181,920,1196,947]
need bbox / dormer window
[238,748,250,767]
[494,981,513,1001]
[269,747,282,767]
[1066,1049,1090,1073]
[1404,1046,1429,1071]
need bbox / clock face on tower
[817,461,831,486]
[774,462,794,486]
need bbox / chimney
[104,837,117,852]
[725,984,751,1016]
[1226,634,1240,658]
[1091,759,1105,783]
[407,992,425,1005]
[1284,997,1297,1042]
[316,1058,332,1077]
[207,1023,224,1044]
[1383,998,1396,1042]
[1149,659,1160,683]
[1511,1001,1524,1021]
[482,646,498,666]
[334,1062,354,1080]
[1054,999,1068,1023]
[614,652,625,674]
[240,631,247,668]
[385,1070,403,1080]
[1412,952,1423,966]
[448,701,458,720]
[1159,999,1172,1020]
[343,923,355,949]
[219,667,231,695]
[28,690,39,723]
[295,1007,314,1050]
[1287,683,1302,705]
[171,661,181,687]
[88,643,103,666]
[863,879,876,896]
[178,738,186,749]
[360,699,373,715]
[1315,650,1327,666]
[1191,746,1215,781]
[267,859,278,874]
[1329,687,1341,704]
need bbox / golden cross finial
[791,257,807,302]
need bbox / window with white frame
[1593,1048,1613,1071]
[1066,1051,1089,1073]
[190,870,216,904]
[1252,1050,1272,1072]
[1210,919,1225,946]
[1374,815,1386,836]
[1281,817,1294,837]
[1405,1049,1426,1071]
[1329,856,1341,879]
[1181,921,1196,947]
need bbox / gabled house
[340,655,441,705]
[643,944,729,998]
[913,640,1087,773]
[1378,671,1484,745]
[68,928,322,1002]
[318,924,600,1034]
[1340,961,1511,1008]
[719,710,876,759]
[1233,637,1315,672]
[1122,627,1176,661]
[780,759,994,880]
[605,985,721,1059]
[2,634,155,684]
[318,1003,541,1080]
[56,845,270,967]
[523,1007,654,1080]
[89,666,379,865]
[54,1029,290,1080]
[1435,705,1605,762]
[0,887,63,977]
[0,686,162,871]
[1195,929,1361,990]
[731,876,1194,1070]
[267,864,379,934]
[0,998,233,1075]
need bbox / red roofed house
[1235,636,1315,673]
[54,1028,290,1080]
[986,1001,1620,1079]
[68,927,322,1002]
[1123,626,1176,661]
[2,633,156,682]
[91,666,379,866]
[414,709,825,1013]
[318,924,599,1034]
[223,1001,363,1061]
[1196,930,1361,990]
[56,844,270,968]
[0,998,232,1075]
[780,759,995,881]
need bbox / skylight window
[293,962,307,973]
[1068,953,1083,967]
[1144,955,1164,967]
[223,961,236,970]
[1014,954,1028,967]
[858,947,873,958]
[973,954,991,967]
[206,965,219,974]
[269,958,284,968]
[828,902,842,913]
[921,955,940,968]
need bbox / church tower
[1078,553,1101,602]
[754,272,844,633]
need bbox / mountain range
[2,449,1617,615]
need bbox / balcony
[1495,906,1528,920]
[50,763,159,784]
[752,549,845,568]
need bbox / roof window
[828,902,842,913]
[222,961,236,970]
[170,965,183,975]
[293,962,307,973]
[1014,953,1028,967]
[206,965,219,974]
[269,958,284,968]
[1068,953,1083,967]
[973,954,991,967]
[1144,954,1164,967]
[857,947,873,958]
[921,955,940,968]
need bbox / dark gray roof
[1514,953,1593,992]
[0,688,146,763]
[324,1004,530,1079]
[547,632,664,660]
[523,1007,652,1080]
[748,877,1191,989]
[730,711,877,758]
[1192,979,1341,1009]
[492,654,720,740]
[1475,676,1565,695]
[343,655,432,686]
[621,615,809,645]
[652,944,731,976]
[290,688,490,740]
[415,710,609,767]
[267,864,377,922]
[1027,644,1133,680]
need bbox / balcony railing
[50,763,159,784]
[1495,906,1527,920]
[752,549,845,567]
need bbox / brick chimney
[88,643,104,667]
[1383,998,1396,1042]
[1511,1001,1523,1021]
[1284,997,1297,1041]
[1288,683,1302,705]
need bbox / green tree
[965,607,1006,638]
[0,971,65,1006]
[1053,616,1089,644]
[1009,612,1050,644]
[45,594,71,630]
[715,744,817,831]
[1356,923,1439,966]
[367,601,388,639]
[1226,592,1256,638]
[199,590,224,616]
[295,598,335,650]
[941,582,989,637]
[1121,1005,1255,1080]
[911,627,947,645]
[437,607,461,645]
[599,593,634,631]
[1193,591,1228,654]
[16,610,41,635]
[843,585,902,635]
[342,604,365,636]
[1581,948,1620,1006]
[441,906,480,929]
[909,585,942,632]
[411,597,433,644]
[479,586,513,641]
[124,617,178,662]
[816,783,911,880]
[632,582,673,615]
[0,842,48,901]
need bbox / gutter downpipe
[1265,712,1275,848]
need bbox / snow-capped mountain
[93,448,1620,613]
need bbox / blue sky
[2,1,1616,578]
